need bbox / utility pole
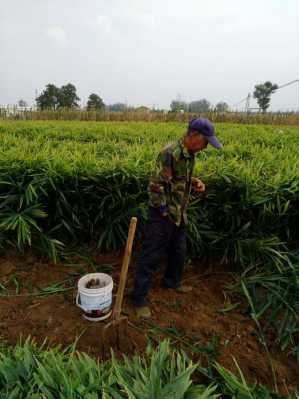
[35,89,38,109]
[233,96,247,112]
[245,93,251,113]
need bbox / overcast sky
[1,0,298,110]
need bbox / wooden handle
[114,217,137,320]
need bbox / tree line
[23,80,280,113]
[35,83,231,112]
[170,99,229,113]
[170,81,279,113]
[35,83,104,111]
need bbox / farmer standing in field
[132,118,223,318]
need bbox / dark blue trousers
[132,207,187,307]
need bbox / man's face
[186,133,208,153]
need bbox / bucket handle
[76,292,87,312]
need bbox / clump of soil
[85,278,106,289]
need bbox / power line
[277,79,299,90]
[233,78,299,111]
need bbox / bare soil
[0,249,298,395]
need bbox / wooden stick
[114,217,137,321]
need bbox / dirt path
[0,249,298,395]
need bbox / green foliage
[2,108,299,125]
[170,100,188,112]
[0,121,298,395]
[170,99,211,113]
[110,341,200,398]
[35,83,60,110]
[214,359,274,399]
[0,339,219,398]
[87,93,105,111]
[1,339,295,398]
[1,121,298,357]
[36,83,80,110]
[0,121,299,267]
[215,102,229,112]
[18,99,27,107]
[233,254,299,359]
[59,83,80,108]
[253,82,278,113]
[108,103,127,112]
[188,99,211,113]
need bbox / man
[132,118,223,318]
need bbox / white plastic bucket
[76,273,113,321]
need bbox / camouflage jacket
[148,139,195,225]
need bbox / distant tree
[253,81,278,113]
[87,93,105,110]
[36,84,60,110]
[58,83,80,108]
[188,99,210,113]
[36,83,80,109]
[215,101,229,112]
[18,99,27,107]
[170,100,188,112]
[109,103,127,112]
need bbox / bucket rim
[78,272,113,293]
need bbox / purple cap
[188,118,223,149]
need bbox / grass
[1,121,299,265]
[0,338,297,398]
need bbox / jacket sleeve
[148,151,173,210]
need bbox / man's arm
[148,152,173,216]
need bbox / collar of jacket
[178,138,194,159]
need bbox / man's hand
[158,204,169,217]
[192,178,205,193]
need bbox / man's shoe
[176,285,193,293]
[135,306,151,318]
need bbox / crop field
[0,120,299,397]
